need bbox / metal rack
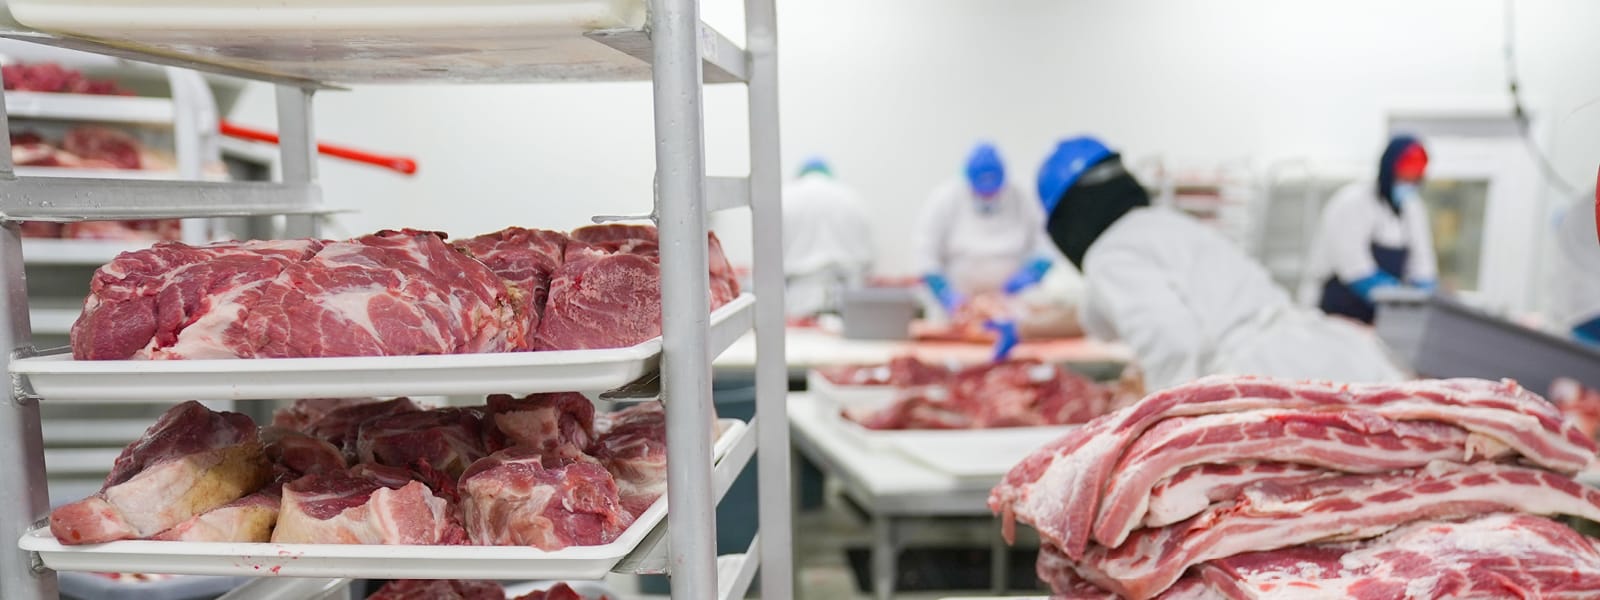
[0,1,789,599]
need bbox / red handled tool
[219,120,417,175]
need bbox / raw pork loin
[356,407,488,478]
[49,401,270,544]
[272,466,463,545]
[148,487,280,543]
[71,230,521,360]
[590,402,669,518]
[453,227,570,347]
[534,224,740,350]
[459,447,634,550]
[368,579,505,600]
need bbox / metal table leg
[872,515,897,600]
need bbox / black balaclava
[1045,155,1151,270]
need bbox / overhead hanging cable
[1503,0,1579,196]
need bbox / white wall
[228,0,1600,276]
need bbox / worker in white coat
[781,157,876,318]
[1553,190,1600,346]
[1036,136,1405,391]
[1300,136,1438,323]
[916,142,1056,316]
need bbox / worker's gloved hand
[1576,317,1600,348]
[1411,278,1438,294]
[985,319,1020,363]
[1002,257,1054,295]
[923,272,964,313]
[1349,271,1403,302]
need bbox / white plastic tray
[805,369,900,421]
[13,294,753,402]
[8,0,654,85]
[836,418,1073,481]
[22,419,746,580]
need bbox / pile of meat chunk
[988,376,1600,599]
[50,395,672,551]
[368,580,599,600]
[825,357,1115,430]
[70,224,740,360]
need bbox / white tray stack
[0,1,791,599]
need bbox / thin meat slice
[453,227,571,348]
[486,392,595,454]
[71,239,322,360]
[304,397,421,460]
[261,427,347,477]
[356,407,488,478]
[49,401,270,544]
[590,402,667,517]
[460,448,634,549]
[991,376,1596,559]
[238,229,522,358]
[272,467,461,545]
[369,579,505,600]
[1092,410,1514,549]
[1072,462,1600,599]
[1144,462,1331,529]
[1195,514,1600,599]
[148,487,280,542]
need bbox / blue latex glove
[1411,278,1437,293]
[1002,257,1054,295]
[1349,271,1403,302]
[1575,317,1600,347]
[923,272,964,313]
[985,319,1020,363]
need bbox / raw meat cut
[816,356,950,387]
[49,401,271,544]
[949,359,1108,427]
[535,224,739,350]
[590,402,667,517]
[991,376,1597,560]
[1070,462,1600,599]
[356,407,489,478]
[71,239,323,360]
[459,447,634,549]
[2,62,132,95]
[858,389,972,430]
[1193,513,1600,599]
[271,468,463,545]
[62,125,141,169]
[1092,409,1516,549]
[272,398,377,433]
[368,579,505,600]
[239,229,522,358]
[453,227,571,347]
[303,397,421,459]
[511,583,591,600]
[60,220,182,242]
[148,488,279,543]
[1552,377,1600,441]
[485,392,595,454]
[261,427,347,477]
[1143,462,1330,529]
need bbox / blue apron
[1319,243,1409,324]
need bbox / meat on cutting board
[240,229,522,358]
[368,579,505,600]
[355,407,489,478]
[1193,513,1600,599]
[459,447,634,549]
[71,239,323,360]
[485,392,596,454]
[1071,462,1600,599]
[49,401,271,544]
[453,227,571,346]
[535,225,739,350]
[991,376,1597,560]
[271,467,463,545]
[148,487,280,543]
[590,402,668,518]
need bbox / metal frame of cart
[0,1,792,599]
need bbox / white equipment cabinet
[0,1,791,599]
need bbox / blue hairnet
[966,143,1006,196]
[1037,136,1114,215]
[798,156,832,178]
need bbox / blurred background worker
[1553,188,1600,346]
[915,142,1056,319]
[1037,135,1405,391]
[1300,135,1438,324]
[781,157,876,318]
